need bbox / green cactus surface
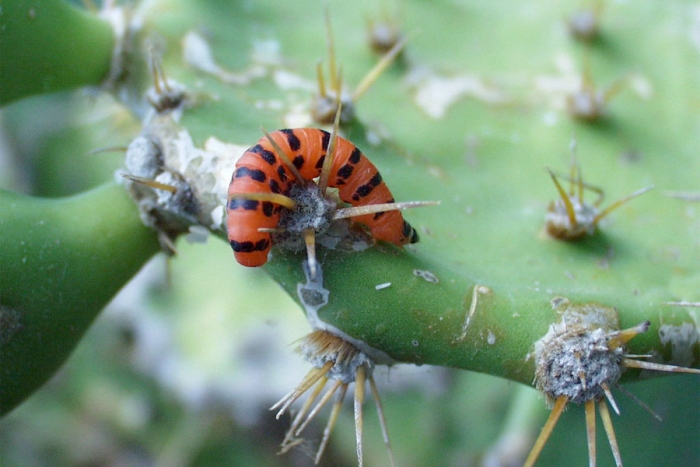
[0,0,115,105]
[0,0,698,465]
[0,183,159,414]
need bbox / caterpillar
[227,116,427,272]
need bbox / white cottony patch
[270,70,313,128]
[283,102,314,129]
[365,128,382,146]
[487,330,496,345]
[203,136,249,213]
[185,225,210,244]
[154,171,198,215]
[350,237,371,252]
[251,38,283,66]
[658,323,699,368]
[691,5,700,55]
[273,69,315,91]
[182,30,266,85]
[313,217,372,255]
[125,135,162,179]
[167,130,249,231]
[629,73,653,99]
[533,53,580,111]
[202,136,248,164]
[123,113,251,237]
[209,205,225,231]
[413,269,439,283]
[406,66,507,119]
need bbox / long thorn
[88,145,128,155]
[523,395,568,467]
[282,376,329,446]
[304,228,318,280]
[598,399,623,467]
[324,8,338,94]
[607,321,650,350]
[262,128,305,183]
[354,365,367,467]
[622,358,700,374]
[581,48,595,94]
[585,400,597,467]
[317,102,343,193]
[258,227,286,234]
[369,375,396,467]
[315,384,349,464]
[614,384,662,421]
[575,160,585,203]
[332,200,439,220]
[150,47,163,95]
[546,169,604,205]
[592,186,654,225]
[121,173,177,193]
[297,380,343,435]
[568,139,582,199]
[271,361,334,417]
[277,437,304,455]
[159,232,178,256]
[353,35,408,101]
[316,60,327,97]
[601,382,620,415]
[149,46,172,95]
[547,168,578,227]
[602,75,631,104]
[229,192,297,210]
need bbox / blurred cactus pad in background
[1,0,699,466]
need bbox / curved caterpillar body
[227,128,419,267]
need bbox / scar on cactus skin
[311,9,407,124]
[544,139,652,241]
[456,284,492,341]
[272,330,396,467]
[524,297,700,467]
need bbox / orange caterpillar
[227,125,421,269]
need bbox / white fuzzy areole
[658,322,699,368]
